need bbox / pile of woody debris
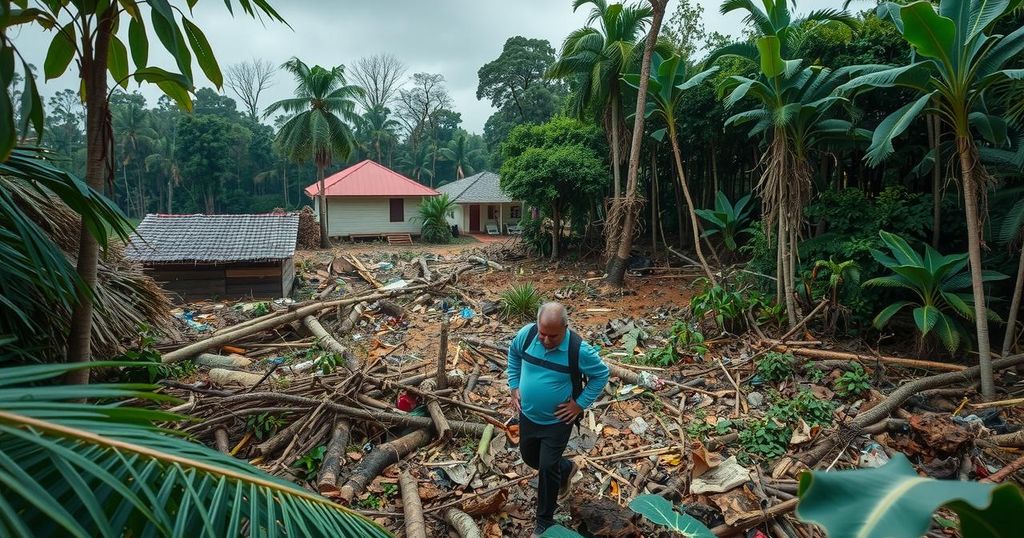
[154,249,1024,537]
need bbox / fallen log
[444,508,482,538]
[420,378,452,441]
[302,315,356,369]
[215,392,489,436]
[978,429,1024,449]
[399,470,428,538]
[467,255,503,271]
[317,418,351,496]
[797,353,1024,467]
[208,368,269,387]
[195,353,252,369]
[984,453,1024,483]
[339,428,432,502]
[162,285,428,364]
[710,498,798,537]
[774,345,966,372]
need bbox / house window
[389,199,404,222]
[511,205,521,219]
[487,205,497,220]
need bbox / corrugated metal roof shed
[125,213,299,263]
[304,160,438,197]
[435,171,513,203]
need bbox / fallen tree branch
[467,255,503,271]
[213,428,230,453]
[983,453,1024,483]
[317,418,351,496]
[399,470,428,538]
[709,498,798,537]
[214,392,489,436]
[302,315,356,369]
[444,508,482,538]
[162,285,429,364]
[773,345,966,372]
[340,428,433,502]
[420,378,452,441]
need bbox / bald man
[507,302,610,537]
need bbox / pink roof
[303,160,438,197]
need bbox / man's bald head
[536,302,569,350]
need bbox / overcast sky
[11,0,836,133]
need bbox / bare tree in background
[350,53,408,111]
[396,73,452,151]
[225,58,276,121]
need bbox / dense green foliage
[500,282,544,322]
[417,194,457,244]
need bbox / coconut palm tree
[548,0,654,200]
[266,58,363,248]
[144,136,181,213]
[438,133,483,180]
[358,104,402,165]
[838,0,1024,399]
[0,361,390,535]
[112,102,157,218]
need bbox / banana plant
[0,361,391,537]
[837,0,1024,399]
[863,231,1006,353]
[623,52,720,282]
[797,453,1024,538]
[695,191,755,251]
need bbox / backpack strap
[567,330,584,402]
[523,323,539,352]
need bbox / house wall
[324,196,428,237]
[447,204,464,232]
[456,202,523,233]
[146,260,287,301]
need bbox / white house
[435,171,524,234]
[304,160,438,239]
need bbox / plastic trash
[629,416,649,435]
[859,442,890,468]
[396,391,418,412]
[460,306,474,319]
[372,261,394,271]
[381,279,408,290]
[636,370,664,389]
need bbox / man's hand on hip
[555,399,582,424]
[511,388,521,415]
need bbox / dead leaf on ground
[691,440,722,479]
[461,489,508,516]
[711,486,761,526]
[910,414,974,455]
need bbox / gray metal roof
[125,213,299,264]
[435,171,514,204]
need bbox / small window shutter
[390,199,404,222]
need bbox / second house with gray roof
[435,171,525,235]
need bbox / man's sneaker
[557,459,578,501]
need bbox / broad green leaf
[900,2,955,67]
[19,64,43,140]
[134,67,194,112]
[107,36,129,89]
[878,230,924,267]
[43,23,76,80]
[933,312,962,352]
[797,454,1024,538]
[877,2,905,30]
[181,18,221,87]
[541,525,584,537]
[865,92,934,166]
[967,0,1010,39]
[149,1,193,83]
[651,127,667,142]
[756,36,786,78]
[118,0,142,21]
[128,17,148,69]
[0,78,13,161]
[941,291,975,319]
[836,64,932,96]
[913,305,940,335]
[970,112,1008,146]
[629,495,715,537]
[873,300,913,328]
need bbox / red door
[469,204,480,232]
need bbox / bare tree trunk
[610,91,622,201]
[65,9,115,386]
[1001,241,1024,358]
[710,138,720,196]
[551,203,560,259]
[668,129,715,282]
[605,0,667,286]
[435,316,450,390]
[283,163,290,208]
[958,136,995,400]
[673,167,684,249]
[167,178,173,213]
[650,151,658,256]
[317,418,351,495]
[317,164,330,248]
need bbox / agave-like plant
[417,194,456,244]
[0,361,391,536]
[864,231,1005,352]
[500,283,544,322]
[695,192,755,251]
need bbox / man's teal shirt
[506,323,610,425]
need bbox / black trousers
[519,414,573,531]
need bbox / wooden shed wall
[145,259,293,301]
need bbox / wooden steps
[386,234,414,246]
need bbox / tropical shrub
[756,351,795,383]
[834,363,872,398]
[519,214,552,257]
[500,283,543,322]
[798,454,1024,538]
[864,231,1006,352]
[696,191,755,251]
[417,194,456,244]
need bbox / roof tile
[124,213,299,263]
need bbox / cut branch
[317,418,351,496]
[399,470,427,538]
[339,429,432,501]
